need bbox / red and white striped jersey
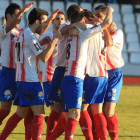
[0,24,23,69]
[40,32,58,82]
[55,20,70,67]
[106,29,124,70]
[65,24,102,80]
[86,30,108,78]
[15,27,43,82]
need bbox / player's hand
[107,6,114,13]
[101,46,106,56]
[21,2,35,13]
[53,31,62,40]
[47,9,60,22]
[88,15,103,25]
[108,22,117,31]
[39,36,51,46]
[73,23,87,30]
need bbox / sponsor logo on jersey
[4,90,12,100]
[38,92,44,101]
[110,96,116,101]
[34,43,42,51]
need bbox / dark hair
[94,5,107,13]
[5,3,21,21]
[28,8,49,25]
[57,11,65,16]
[67,4,82,20]
[1,17,5,20]
[71,11,84,24]
[83,9,93,20]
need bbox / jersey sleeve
[112,29,123,45]
[28,32,43,56]
[78,24,102,39]
[0,24,7,39]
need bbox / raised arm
[40,9,60,35]
[6,2,34,33]
[100,6,114,31]
[60,23,87,36]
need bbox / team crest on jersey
[38,92,44,101]
[4,90,12,100]
[57,90,61,94]
[112,88,116,93]
[78,97,82,105]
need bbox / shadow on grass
[0,133,140,138]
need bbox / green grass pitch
[0,85,140,140]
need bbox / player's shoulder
[0,24,6,30]
[115,29,123,34]
[24,27,36,38]
[40,32,53,40]
[59,21,70,30]
[85,24,94,28]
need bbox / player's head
[71,11,86,24]
[1,17,6,25]
[83,9,94,24]
[67,4,83,21]
[28,8,49,35]
[52,11,65,31]
[94,5,107,21]
[5,3,21,28]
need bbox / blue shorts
[48,66,66,103]
[13,81,44,106]
[43,81,55,107]
[0,67,16,101]
[104,68,123,103]
[61,76,83,111]
[83,75,108,104]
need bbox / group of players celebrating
[0,1,124,140]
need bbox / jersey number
[15,42,21,62]
[66,43,71,60]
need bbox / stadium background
[0,0,140,85]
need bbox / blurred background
[0,0,140,85]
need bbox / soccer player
[23,9,61,140]
[0,8,62,140]
[0,2,34,128]
[61,6,113,140]
[41,11,65,114]
[103,16,124,140]
[46,4,86,139]
[92,5,123,140]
